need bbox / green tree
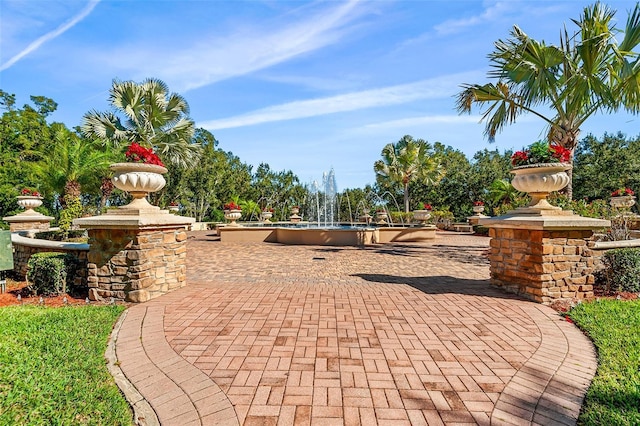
[81,78,200,168]
[456,3,640,199]
[35,124,113,200]
[573,132,640,200]
[374,135,442,213]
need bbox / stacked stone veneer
[86,227,188,302]
[488,227,602,303]
[6,220,52,232]
[11,237,88,288]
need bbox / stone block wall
[488,228,602,304]
[11,240,88,288]
[86,227,188,302]
[8,220,51,232]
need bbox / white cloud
[362,114,484,130]
[97,0,370,92]
[434,1,515,36]
[199,71,483,130]
[0,0,100,71]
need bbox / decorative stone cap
[480,211,610,230]
[3,212,54,223]
[74,210,195,230]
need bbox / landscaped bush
[602,248,640,293]
[26,252,80,296]
[35,229,87,242]
[389,211,413,224]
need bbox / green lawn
[569,299,640,426]
[0,305,133,425]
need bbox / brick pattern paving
[114,232,597,425]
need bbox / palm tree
[81,78,199,168]
[374,135,441,212]
[36,124,114,199]
[456,3,640,199]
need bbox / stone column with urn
[74,163,194,303]
[3,193,54,232]
[481,159,610,304]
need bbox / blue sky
[2,0,639,190]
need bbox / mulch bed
[0,278,89,307]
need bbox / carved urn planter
[376,211,388,224]
[510,163,571,210]
[110,163,167,210]
[472,205,485,214]
[17,196,44,213]
[412,210,432,225]
[610,196,636,209]
[224,209,242,226]
[261,211,273,222]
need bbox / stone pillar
[3,213,54,232]
[74,208,194,303]
[481,211,609,304]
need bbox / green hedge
[26,252,80,296]
[602,248,640,293]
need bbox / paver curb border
[490,305,597,426]
[106,309,160,426]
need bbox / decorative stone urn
[472,205,485,214]
[17,196,44,212]
[224,209,242,226]
[376,211,388,224]
[290,207,301,223]
[510,163,571,210]
[260,211,273,222]
[610,195,636,209]
[412,210,431,225]
[359,213,373,224]
[110,163,167,210]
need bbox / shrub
[602,248,640,293]
[34,230,87,242]
[26,252,80,296]
[58,194,83,231]
[389,211,413,224]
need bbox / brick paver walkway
[113,231,597,425]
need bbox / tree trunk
[404,183,410,213]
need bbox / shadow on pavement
[352,273,523,300]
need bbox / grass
[0,305,133,425]
[569,299,640,426]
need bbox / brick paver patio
[112,231,597,425]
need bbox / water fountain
[218,169,436,245]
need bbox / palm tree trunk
[404,183,410,213]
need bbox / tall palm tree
[81,78,199,168]
[374,135,441,212]
[456,2,640,199]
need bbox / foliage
[568,300,640,425]
[429,208,455,228]
[26,252,80,296]
[548,195,612,219]
[573,132,640,201]
[374,135,442,212]
[602,248,640,293]
[456,3,640,198]
[0,305,132,425]
[82,78,199,168]
[389,211,413,224]
[223,202,241,210]
[58,193,84,231]
[124,142,164,166]
[34,230,87,242]
[611,188,635,197]
[511,140,571,167]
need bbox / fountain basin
[218,225,436,246]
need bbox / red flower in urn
[125,143,165,167]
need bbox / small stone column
[481,211,609,304]
[74,208,194,303]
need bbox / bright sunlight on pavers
[114,231,596,425]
